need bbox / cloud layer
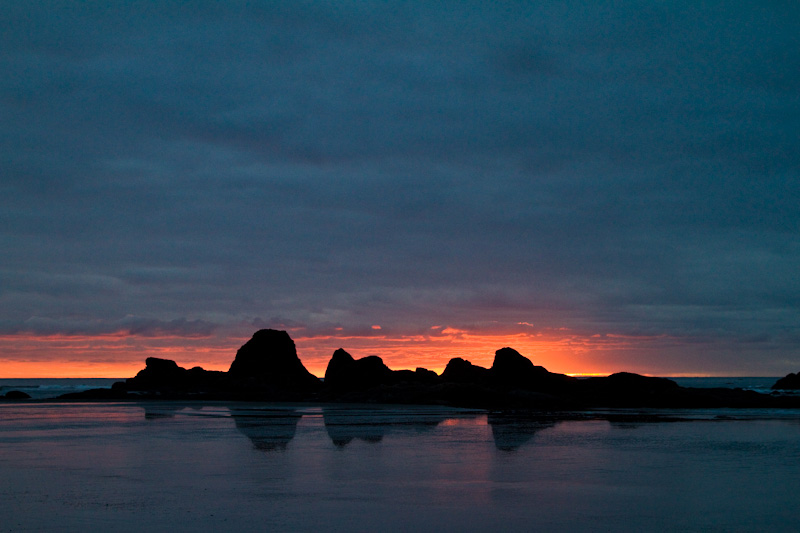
[2,1,799,375]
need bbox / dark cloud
[2,315,216,338]
[2,1,799,372]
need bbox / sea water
[1,401,799,532]
[0,378,123,399]
[670,376,783,395]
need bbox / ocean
[669,376,784,394]
[2,398,800,531]
[0,378,123,399]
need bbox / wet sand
[2,402,799,532]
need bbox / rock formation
[324,349,396,391]
[441,357,490,384]
[54,329,800,409]
[575,372,680,407]
[3,390,31,400]
[324,348,442,395]
[490,347,575,392]
[439,348,575,395]
[228,329,320,391]
[773,372,800,390]
[110,329,321,399]
[125,357,226,394]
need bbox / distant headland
[6,329,800,408]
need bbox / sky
[2,1,799,378]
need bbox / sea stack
[323,348,395,391]
[441,357,491,384]
[490,347,550,387]
[228,329,321,390]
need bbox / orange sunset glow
[0,326,684,379]
[0,333,235,378]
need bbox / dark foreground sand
[2,402,799,532]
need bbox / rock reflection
[141,403,188,420]
[322,407,450,448]
[488,413,555,451]
[231,408,302,452]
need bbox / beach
[2,401,799,532]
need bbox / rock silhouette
[574,372,680,407]
[119,329,320,400]
[441,357,490,384]
[125,357,226,395]
[324,348,443,393]
[440,349,575,395]
[3,390,31,400]
[491,347,548,384]
[324,349,395,391]
[228,329,321,391]
[490,347,577,393]
[54,329,800,409]
[773,372,800,390]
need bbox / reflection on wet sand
[322,407,464,448]
[487,413,556,451]
[137,403,580,452]
[230,408,302,452]
[141,404,188,420]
